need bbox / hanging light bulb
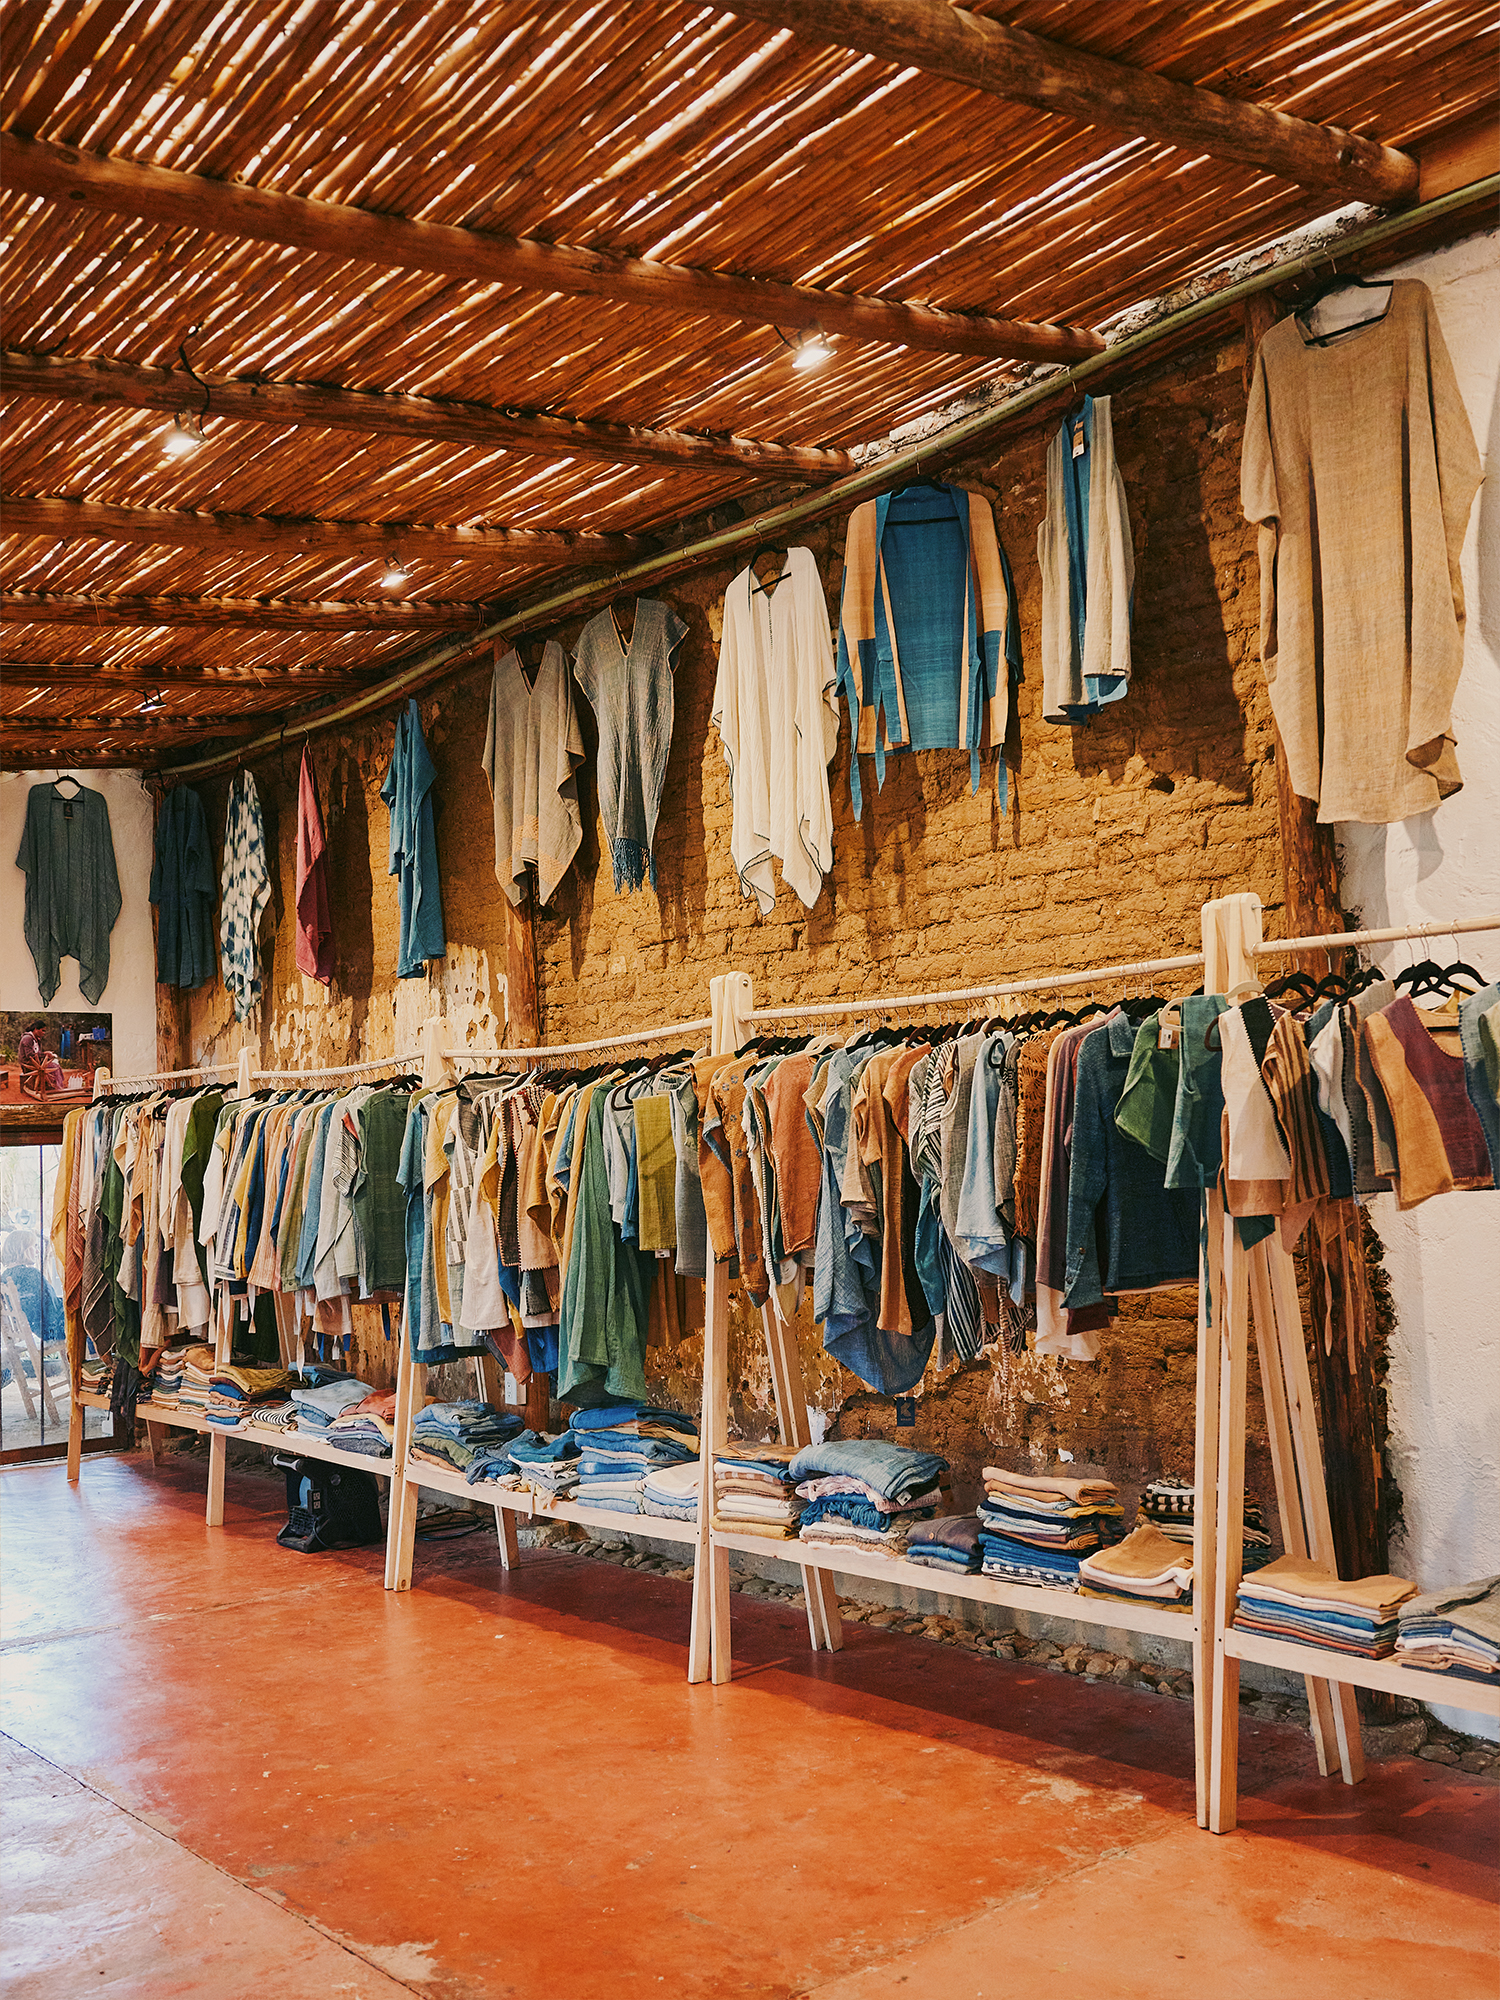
[161,411,206,457]
[380,553,410,590]
[792,332,833,371]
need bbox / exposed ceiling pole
[2,591,482,629]
[724,0,1418,205]
[5,715,258,734]
[3,662,376,694]
[1,135,1104,364]
[2,495,646,565]
[1,348,859,478]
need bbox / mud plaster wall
[174,327,1288,1521]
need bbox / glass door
[0,1142,114,1461]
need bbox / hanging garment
[219,769,272,1021]
[1242,280,1482,823]
[483,639,585,908]
[16,779,122,1005]
[295,745,334,985]
[572,598,686,893]
[835,482,1022,819]
[380,698,446,976]
[712,547,839,913]
[1361,997,1493,1208]
[1038,395,1134,724]
[150,785,216,990]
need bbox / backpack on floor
[272,1454,385,1553]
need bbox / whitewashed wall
[1,767,158,1084]
[1337,228,1500,1735]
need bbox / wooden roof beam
[1,135,1103,364]
[1,495,645,566]
[2,591,481,629]
[725,0,1418,205]
[0,348,858,479]
[3,662,375,695]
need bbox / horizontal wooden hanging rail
[2,495,647,565]
[1,592,484,630]
[156,174,1495,783]
[727,0,1419,205]
[2,135,1103,365]
[747,951,1207,1022]
[444,1015,714,1063]
[2,349,858,479]
[1255,913,1500,956]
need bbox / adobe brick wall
[180,326,1282,1517]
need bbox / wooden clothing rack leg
[688,1249,731,1683]
[760,1302,844,1654]
[1207,1219,1362,1832]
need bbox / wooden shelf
[710,1530,1197,1639]
[403,1456,698,1543]
[1223,1625,1500,1717]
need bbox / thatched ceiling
[2,0,1494,765]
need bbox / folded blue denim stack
[289,1372,371,1433]
[905,1514,983,1574]
[570,1402,698,1516]
[498,1428,582,1495]
[790,1439,949,1558]
[412,1401,523,1476]
[977,1465,1123,1590]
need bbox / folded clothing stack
[290,1372,371,1434]
[1396,1576,1500,1682]
[1234,1557,1417,1659]
[906,1514,983,1575]
[570,1402,698,1516]
[1141,1477,1273,1573]
[326,1390,399,1459]
[977,1466,1123,1590]
[141,1342,195,1409]
[412,1401,523,1476]
[244,1399,298,1432]
[177,1348,217,1415]
[499,1429,582,1495]
[206,1365,295,1431]
[79,1352,113,1397]
[791,1440,950,1557]
[1078,1523,1194,1611]
[714,1441,803,1538]
[641,1461,699,1523]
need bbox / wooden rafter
[0,349,859,479]
[1,136,1104,364]
[2,662,375,695]
[725,0,1419,204]
[2,496,646,565]
[1,592,481,630]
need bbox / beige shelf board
[710,1530,1198,1639]
[402,1457,697,1542]
[1223,1625,1500,1718]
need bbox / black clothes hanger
[51,775,83,797]
[1394,957,1484,1001]
[747,545,789,595]
[1262,967,1320,1004]
[890,478,955,525]
[1293,270,1393,347]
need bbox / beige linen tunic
[1241,281,1481,824]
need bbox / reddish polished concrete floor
[2,1456,1496,2000]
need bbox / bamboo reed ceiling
[2,0,1494,765]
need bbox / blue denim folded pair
[788,1439,949,1506]
[568,1403,695,1437]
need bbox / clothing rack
[707,902,1499,1836]
[1208,905,1500,1830]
